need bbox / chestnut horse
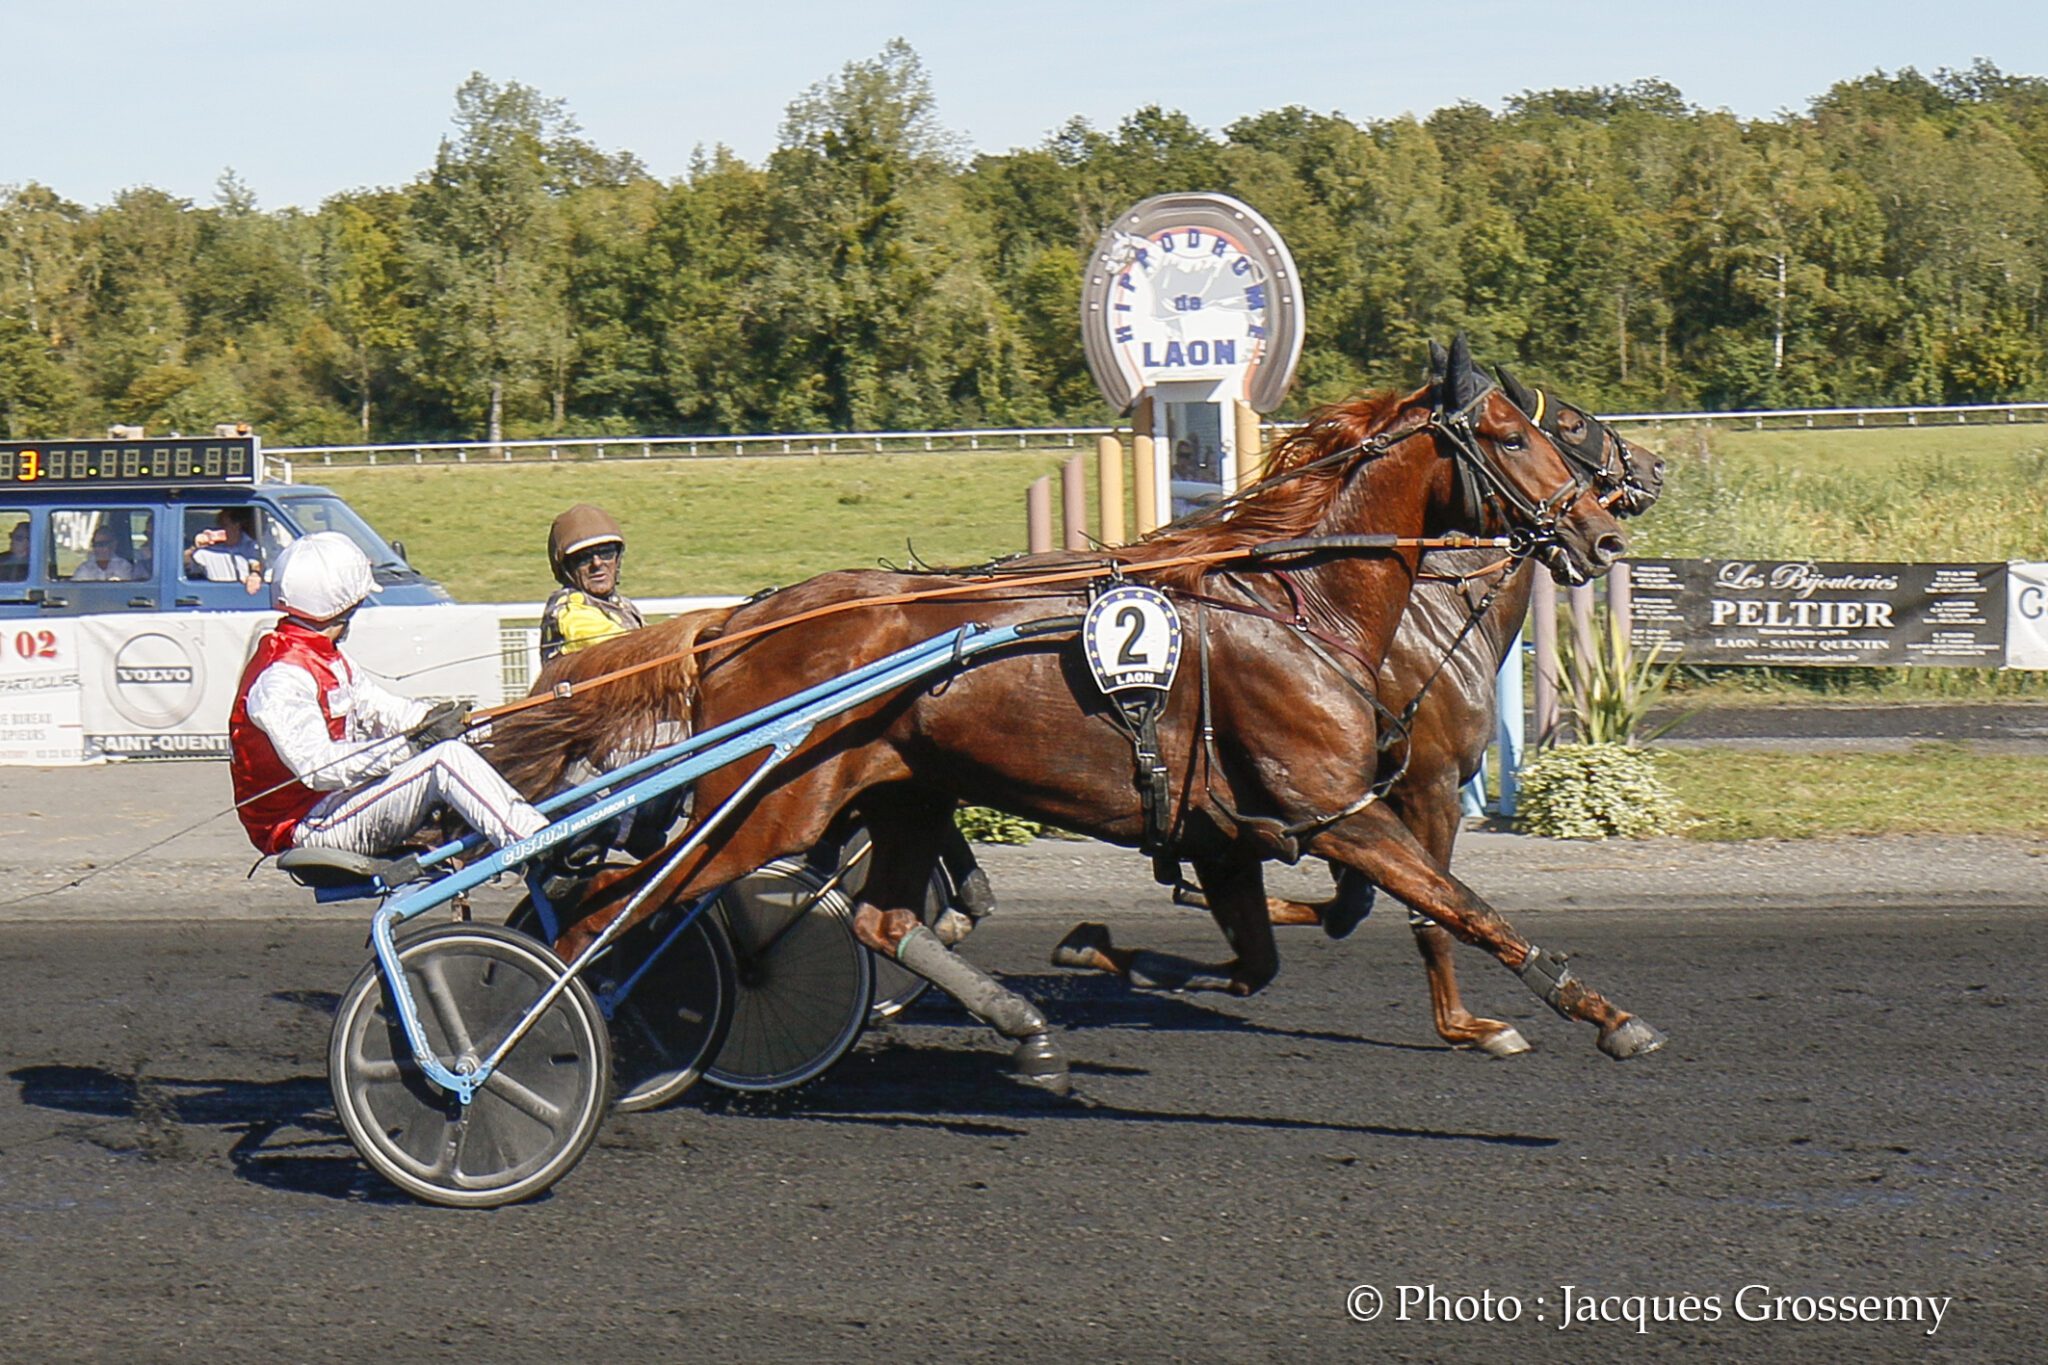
[1053,359,1666,1059]
[488,337,1658,1096]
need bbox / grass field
[319,449,1087,602]
[1656,745,2048,840]
[315,421,2048,603]
[1625,422,2048,562]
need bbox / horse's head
[1427,335,1627,585]
[1495,365,1665,517]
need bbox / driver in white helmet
[229,532,547,866]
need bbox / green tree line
[3,43,2044,445]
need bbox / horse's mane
[1112,387,1414,592]
[482,605,734,798]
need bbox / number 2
[1115,606,1148,666]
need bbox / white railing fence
[265,402,2048,476]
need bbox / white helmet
[271,532,379,623]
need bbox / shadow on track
[9,1063,414,1205]
[901,967,1457,1053]
[692,1039,1560,1150]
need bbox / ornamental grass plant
[1557,603,1687,747]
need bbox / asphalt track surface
[2,759,2046,1362]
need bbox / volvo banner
[1627,559,2009,667]
[0,606,507,765]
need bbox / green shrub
[1514,743,1685,840]
[954,805,1044,845]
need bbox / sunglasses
[567,545,622,571]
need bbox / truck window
[50,508,154,583]
[277,496,402,567]
[0,511,28,583]
[182,506,291,590]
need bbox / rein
[467,531,1505,725]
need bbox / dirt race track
[1,762,2045,1362]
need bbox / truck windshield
[278,496,404,569]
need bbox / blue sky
[4,0,2043,210]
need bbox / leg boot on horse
[851,806,1069,1095]
[1313,804,1664,1060]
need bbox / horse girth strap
[469,534,1507,725]
[1188,599,1388,864]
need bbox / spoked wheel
[328,923,611,1209]
[507,891,738,1113]
[835,827,945,1020]
[705,857,873,1092]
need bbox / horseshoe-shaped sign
[1082,585,1183,694]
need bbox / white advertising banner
[2008,562,2048,670]
[0,620,86,764]
[60,605,506,764]
[76,612,267,760]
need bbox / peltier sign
[1627,559,2008,666]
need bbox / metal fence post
[1569,582,1596,721]
[1026,477,1052,553]
[1532,572,1560,747]
[1132,396,1159,535]
[1495,624,1525,817]
[1097,435,1126,546]
[1061,456,1088,551]
[1609,561,1632,642]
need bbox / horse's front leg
[851,802,1068,1094]
[1313,803,1664,1060]
[1051,851,1277,996]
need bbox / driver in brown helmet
[540,504,645,663]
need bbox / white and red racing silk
[229,620,426,854]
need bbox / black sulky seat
[277,847,425,894]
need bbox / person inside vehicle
[72,527,138,582]
[0,522,30,582]
[230,532,547,870]
[186,508,264,592]
[539,504,644,662]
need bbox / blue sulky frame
[347,617,1069,1108]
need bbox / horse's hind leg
[1313,804,1664,1060]
[852,803,1068,1095]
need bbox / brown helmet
[547,504,626,587]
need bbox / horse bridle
[1520,385,1656,516]
[1431,380,1600,564]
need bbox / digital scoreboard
[4,436,257,486]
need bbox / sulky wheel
[507,890,737,1113]
[328,923,612,1209]
[833,826,945,1021]
[705,857,874,1092]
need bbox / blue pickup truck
[0,435,449,619]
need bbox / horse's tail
[484,604,736,799]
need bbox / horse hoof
[1472,1026,1531,1058]
[1050,923,1112,969]
[952,867,998,920]
[1599,1017,1667,1061]
[1009,1032,1070,1096]
[1320,883,1376,941]
[935,908,976,946]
